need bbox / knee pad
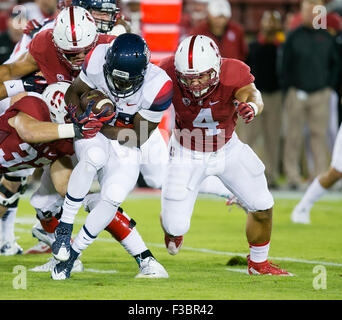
[84,146,108,171]
[105,207,136,241]
[100,183,127,207]
[0,175,28,207]
[161,211,190,237]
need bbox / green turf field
[0,194,341,300]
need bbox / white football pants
[161,132,274,236]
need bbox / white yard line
[84,268,117,274]
[14,226,342,268]
[225,268,249,274]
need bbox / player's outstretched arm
[8,112,66,143]
[0,52,39,100]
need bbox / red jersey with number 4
[159,56,255,152]
[0,95,74,173]
[28,29,115,84]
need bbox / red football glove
[67,103,104,139]
[233,99,257,124]
[23,19,42,38]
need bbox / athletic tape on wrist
[58,123,75,139]
[247,102,258,116]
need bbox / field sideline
[0,190,341,300]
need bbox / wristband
[4,80,25,97]
[247,102,258,116]
[58,123,75,139]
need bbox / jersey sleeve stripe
[149,80,173,112]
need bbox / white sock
[72,226,97,253]
[61,160,98,224]
[249,241,270,263]
[120,228,148,257]
[199,176,234,198]
[299,178,327,209]
[1,206,18,244]
[72,200,117,253]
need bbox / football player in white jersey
[16,81,167,276]
[291,123,342,224]
[51,33,171,279]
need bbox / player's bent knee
[250,207,273,222]
[84,146,108,170]
[0,175,28,208]
[330,167,342,179]
[101,183,127,207]
[162,213,190,236]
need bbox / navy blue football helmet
[72,0,119,33]
[103,33,151,98]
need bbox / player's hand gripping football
[67,101,110,139]
[233,99,257,124]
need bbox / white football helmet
[52,6,99,71]
[42,81,71,124]
[174,35,222,99]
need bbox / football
[79,89,115,120]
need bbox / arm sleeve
[11,96,50,121]
[235,61,255,92]
[139,80,173,123]
[79,47,100,89]
[28,30,46,64]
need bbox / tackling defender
[158,35,292,275]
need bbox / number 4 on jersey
[192,108,221,136]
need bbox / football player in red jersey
[0,81,102,216]
[158,35,292,276]
[0,5,116,255]
[0,6,115,99]
[0,81,103,256]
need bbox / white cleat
[135,257,169,279]
[32,222,55,247]
[24,241,52,255]
[52,244,70,262]
[29,257,83,273]
[0,241,23,256]
[291,205,311,224]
